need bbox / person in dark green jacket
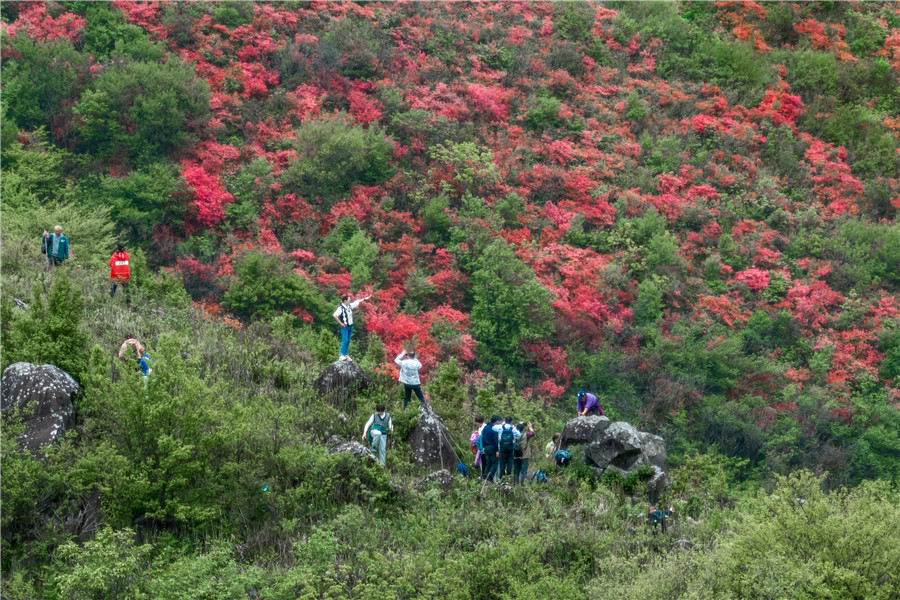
[41,225,69,268]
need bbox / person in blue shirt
[494,417,522,481]
[480,415,501,482]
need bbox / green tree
[282,116,394,201]
[222,251,327,323]
[470,240,554,365]
[1,271,88,378]
[338,230,378,290]
[75,59,210,161]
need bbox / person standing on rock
[41,225,69,269]
[395,349,425,408]
[109,243,131,305]
[362,404,393,467]
[576,390,603,417]
[513,421,535,485]
[333,294,372,361]
[481,415,501,482]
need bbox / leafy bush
[283,115,394,201]
[75,59,210,161]
[222,251,327,322]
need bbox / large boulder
[406,404,460,469]
[559,415,611,448]
[584,422,670,501]
[1,362,79,455]
[311,360,372,411]
[418,469,454,491]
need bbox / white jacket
[394,352,422,385]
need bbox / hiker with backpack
[480,415,501,482]
[513,421,535,485]
[470,415,486,476]
[648,505,674,533]
[362,404,394,467]
[333,294,372,361]
[395,349,425,408]
[495,417,521,481]
[109,243,131,305]
[576,390,603,417]
[41,225,69,269]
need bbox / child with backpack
[362,404,393,467]
[494,417,521,481]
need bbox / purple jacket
[577,393,602,415]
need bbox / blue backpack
[554,449,571,467]
[531,470,548,483]
[456,463,469,478]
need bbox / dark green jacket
[42,233,69,260]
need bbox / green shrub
[75,59,210,161]
[222,251,328,323]
[283,116,394,201]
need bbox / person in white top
[332,294,371,361]
[395,349,424,408]
[362,404,393,466]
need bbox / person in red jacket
[109,243,131,305]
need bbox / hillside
[2,1,900,598]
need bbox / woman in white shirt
[333,294,371,361]
[395,349,424,408]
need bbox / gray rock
[14,298,27,310]
[584,421,670,498]
[328,441,376,463]
[420,469,454,490]
[325,435,345,449]
[560,415,610,448]
[671,539,694,551]
[406,404,460,468]
[311,360,372,411]
[1,362,79,456]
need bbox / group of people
[471,415,537,485]
[40,227,131,305]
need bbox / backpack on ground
[499,427,515,451]
[531,470,548,483]
[554,449,571,467]
[457,462,469,478]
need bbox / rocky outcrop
[1,362,79,455]
[328,441,376,463]
[311,360,372,411]
[406,404,459,468]
[562,421,671,501]
[419,469,454,491]
[559,415,611,448]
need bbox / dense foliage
[2,1,900,597]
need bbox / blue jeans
[513,458,529,485]
[482,445,498,481]
[403,384,425,408]
[498,450,514,480]
[340,325,353,356]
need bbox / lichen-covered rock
[671,539,694,552]
[584,422,670,499]
[406,404,459,468]
[1,362,79,455]
[328,441,376,462]
[325,435,345,449]
[419,469,454,490]
[559,415,611,448]
[311,360,372,411]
